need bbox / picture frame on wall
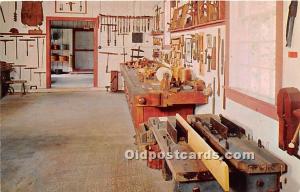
[185,38,192,63]
[55,1,87,14]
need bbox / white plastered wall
[0,1,163,89]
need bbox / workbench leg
[162,160,172,181]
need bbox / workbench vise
[277,87,300,158]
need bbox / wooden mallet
[288,109,300,149]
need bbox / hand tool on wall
[211,36,217,70]
[98,51,118,73]
[223,67,226,110]
[206,34,212,48]
[107,24,110,46]
[207,54,211,72]
[24,67,37,81]
[19,39,35,56]
[14,2,17,22]
[217,29,221,96]
[221,39,224,75]
[119,33,128,47]
[212,77,216,114]
[0,39,13,55]
[123,17,125,33]
[10,35,23,59]
[41,38,44,67]
[100,16,103,32]
[66,2,76,11]
[113,25,117,46]
[204,48,208,65]
[59,3,63,11]
[34,71,45,87]
[30,36,45,68]
[0,5,6,23]
[13,64,26,79]
[286,0,298,47]
[121,47,128,63]
[79,1,83,12]
[129,17,131,32]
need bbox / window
[226,1,283,119]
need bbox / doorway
[46,17,98,88]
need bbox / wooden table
[120,63,208,131]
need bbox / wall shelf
[0,33,46,36]
[169,19,226,33]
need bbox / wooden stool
[5,80,27,95]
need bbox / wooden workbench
[120,63,208,130]
[146,117,223,192]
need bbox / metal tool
[217,29,221,96]
[0,5,6,23]
[286,0,298,47]
[0,39,13,55]
[13,64,26,79]
[66,2,76,11]
[221,39,224,75]
[121,48,128,63]
[34,71,45,87]
[59,3,63,11]
[30,36,45,68]
[19,39,35,56]
[14,2,17,22]
[99,51,118,73]
[79,1,83,12]
[207,54,211,72]
[24,67,37,81]
[10,35,23,59]
[212,77,216,114]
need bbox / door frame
[46,16,99,88]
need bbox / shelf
[169,19,226,33]
[0,33,46,36]
[151,31,164,36]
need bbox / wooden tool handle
[289,123,300,149]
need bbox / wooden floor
[0,91,173,192]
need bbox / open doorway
[46,17,98,88]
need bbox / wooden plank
[148,117,214,182]
[176,114,230,192]
[188,114,287,174]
